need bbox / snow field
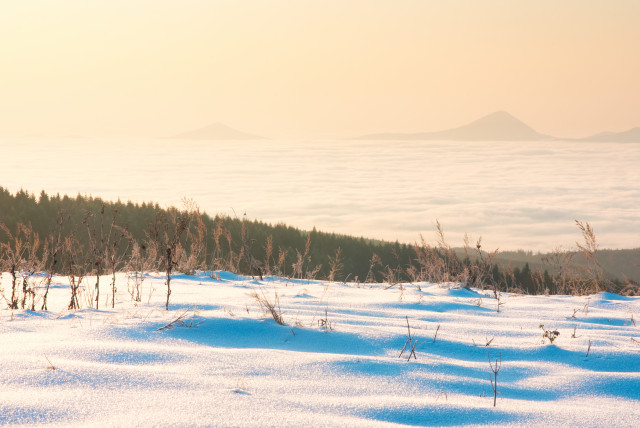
[1,271,639,427]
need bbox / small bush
[539,324,559,344]
[252,290,285,325]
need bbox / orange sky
[1,0,639,139]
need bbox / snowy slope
[1,272,639,427]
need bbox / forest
[0,186,637,311]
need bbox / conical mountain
[358,111,551,141]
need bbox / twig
[399,316,418,361]
[44,355,56,370]
[433,324,441,343]
[488,352,502,407]
[435,391,448,402]
[157,307,200,331]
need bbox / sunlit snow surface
[1,271,639,427]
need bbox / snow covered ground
[1,271,639,427]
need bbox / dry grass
[252,289,285,326]
[157,307,202,331]
[398,316,418,361]
[44,355,56,370]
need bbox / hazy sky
[1,0,639,139]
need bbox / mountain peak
[357,111,550,141]
[457,111,546,140]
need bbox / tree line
[0,187,636,311]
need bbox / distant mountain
[358,111,552,141]
[578,127,640,143]
[171,123,265,140]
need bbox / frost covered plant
[399,316,418,361]
[318,307,334,332]
[0,222,29,309]
[327,247,343,283]
[488,352,501,407]
[575,220,608,294]
[539,324,560,344]
[126,239,154,303]
[252,289,285,326]
[496,294,505,313]
[146,209,188,310]
[157,307,202,331]
[64,233,87,310]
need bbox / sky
[1,0,639,139]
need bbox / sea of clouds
[2,138,638,251]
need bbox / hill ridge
[358,111,551,141]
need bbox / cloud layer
[1,138,638,251]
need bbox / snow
[1,271,639,427]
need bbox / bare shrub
[83,207,107,309]
[382,265,402,290]
[163,211,188,310]
[0,222,30,309]
[64,233,87,310]
[405,263,421,283]
[488,352,502,407]
[210,217,226,271]
[41,213,65,311]
[222,226,234,272]
[9,223,42,310]
[104,224,131,308]
[365,253,382,283]
[382,247,405,289]
[240,219,263,280]
[539,324,559,344]
[85,205,130,309]
[146,209,188,310]
[125,239,154,303]
[414,234,445,283]
[474,238,500,296]
[541,247,575,295]
[263,234,273,276]
[181,199,207,275]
